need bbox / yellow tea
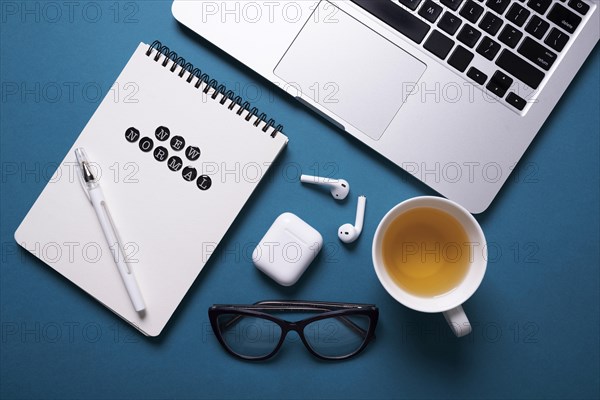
[382,207,470,297]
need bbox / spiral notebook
[14,41,288,336]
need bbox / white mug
[372,196,487,337]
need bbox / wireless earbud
[338,196,366,244]
[300,174,350,200]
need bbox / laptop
[172,0,599,213]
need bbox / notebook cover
[14,42,288,336]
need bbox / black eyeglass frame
[208,300,379,361]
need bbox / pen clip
[74,147,92,202]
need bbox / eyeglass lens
[303,314,371,358]
[216,314,282,358]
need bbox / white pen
[75,148,146,312]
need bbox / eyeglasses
[208,300,378,361]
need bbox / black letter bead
[196,175,212,190]
[125,127,140,143]
[182,166,197,182]
[153,146,168,162]
[185,146,201,161]
[155,126,171,141]
[167,156,183,171]
[170,136,186,151]
[139,137,154,152]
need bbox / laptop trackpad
[274,1,426,141]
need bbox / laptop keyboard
[350,0,590,112]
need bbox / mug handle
[443,305,472,337]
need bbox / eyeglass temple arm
[254,300,374,310]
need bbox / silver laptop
[172,0,598,213]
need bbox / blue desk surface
[1,2,598,399]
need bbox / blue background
[1,1,598,399]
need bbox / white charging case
[252,213,323,286]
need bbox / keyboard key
[457,24,482,47]
[486,70,513,97]
[506,3,531,26]
[527,0,552,14]
[441,0,465,11]
[486,0,511,15]
[438,12,463,35]
[350,0,431,44]
[496,49,545,88]
[477,36,501,59]
[448,45,475,71]
[479,12,504,35]
[568,0,589,15]
[399,0,424,11]
[547,4,582,33]
[424,30,456,59]
[545,28,570,51]
[498,24,523,47]
[467,67,488,84]
[419,0,444,22]
[493,70,513,88]
[460,1,484,23]
[518,37,557,70]
[506,92,527,110]
[486,81,508,97]
[525,15,550,39]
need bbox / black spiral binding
[146,40,283,138]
